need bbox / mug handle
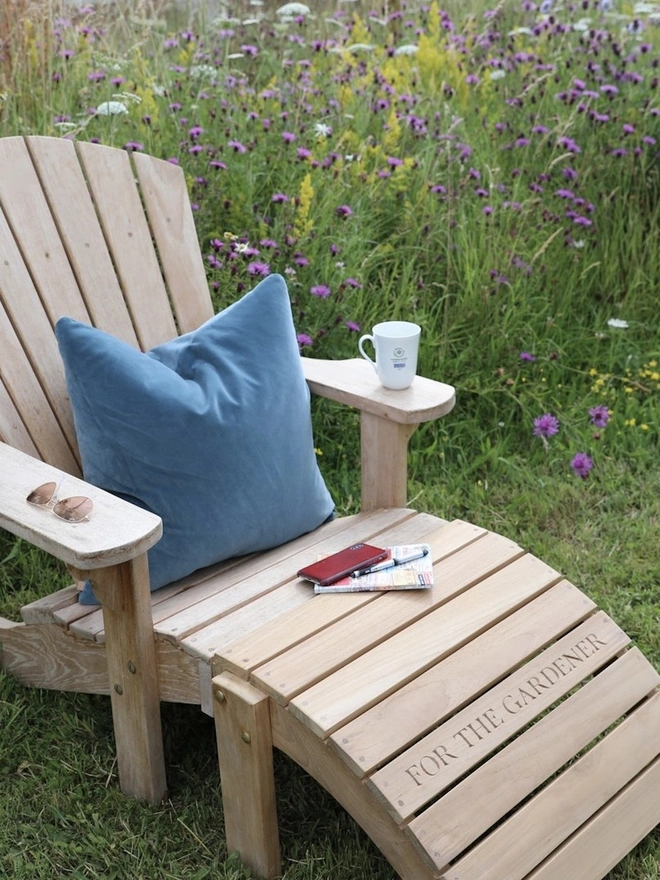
[358,334,377,372]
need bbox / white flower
[573,18,591,32]
[489,69,506,81]
[95,101,129,116]
[189,64,217,80]
[314,122,332,138]
[394,44,419,56]
[276,3,311,15]
[607,318,629,329]
[347,43,374,53]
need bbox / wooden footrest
[213,519,660,880]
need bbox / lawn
[0,0,659,877]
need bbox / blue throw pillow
[56,274,334,602]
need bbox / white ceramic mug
[358,321,421,389]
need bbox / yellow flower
[293,173,314,239]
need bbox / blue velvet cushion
[56,274,334,601]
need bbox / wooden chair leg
[70,554,167,805]
[360,412,417,510]
[213,671,281,880]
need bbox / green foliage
[1,1,659,877]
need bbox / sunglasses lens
[27,482,57,506]
[53,496,93,523]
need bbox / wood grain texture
[0,440,162,568]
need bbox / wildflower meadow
[0,0,659,877]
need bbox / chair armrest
[301,357,455,424]
[0,441,162,570]
[301,358,456,511]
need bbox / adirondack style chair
[1,136,659,880]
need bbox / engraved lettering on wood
[404,632,608,787]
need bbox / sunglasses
[27,477,93,523]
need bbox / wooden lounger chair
[0,136,658,880]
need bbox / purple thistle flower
[297,333,313,349]
[310,284,331,298]
[282,131,296,143]
[533,413,560,438]
[335,205,353,219]
[345,320,361,332]
[520,352,537,362]
[247,262,270,276]
[272,193,290,203]
[228,139,247,153]
[571,452,594,479]
[123,141,144,152]
[589,405,611,428]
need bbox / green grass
[1,0,659,877]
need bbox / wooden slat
[21,584,80,625]
[156,508,417,646]
[75,141,178,350]
[287,552,561,737]
[408,648,659,872]
[447,691,660,880]
[251,529,522,707]
[0,215,79,468]
[0,297,79,472]
[331,580,596,777]
[524,755,660,880]
[180,511,431,661]
[25,136,139,344]
[383,612,629,824]
[132,151,214,335]
[219,518,476,679]
[0,137,91,326]
[66,509,413,643]
[0,375,40,458]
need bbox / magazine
[313,544,433,594]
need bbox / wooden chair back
[0,136,214,475]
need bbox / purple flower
[310,284,331,298]
[282,131,296,143]
[247,262,270,276]
[228,139,247,153]
[335,204,353,219]
[297,333,313,349]
[571,452,594,479]
[520,352,537,362]
[533,413,560,438]
[123,141,144,152]
[588,405,611,428]
[345,320,361,332]
[272,193,289,203]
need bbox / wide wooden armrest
[0,441,162,570]
[302,358,455,511]
[301,357,455,424]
